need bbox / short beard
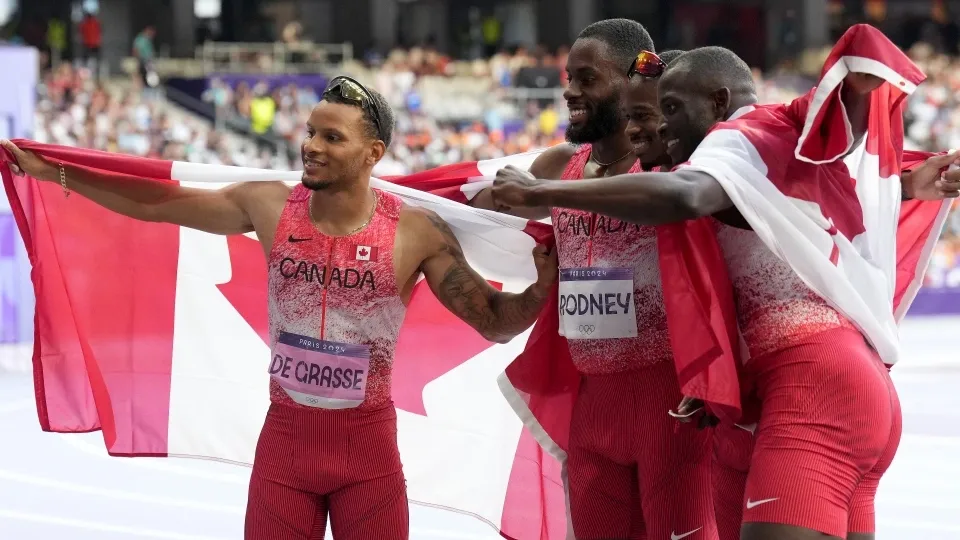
[565,94,624,144]
[301,175,335,191]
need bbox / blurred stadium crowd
[26,39,960,288]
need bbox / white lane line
[0,469,245,515]
[0,509,234,540]
[877,496,960,511]
[1,508,496,540]
[407,529,492,540]
[57,435,250,485]
[0,399,34,414]
[878,518,960,533]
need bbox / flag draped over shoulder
[0,142,571,539]
[1,24,951,540]
[677,24,949,368]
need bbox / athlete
[489,46,960,540]
[472,21,717,540]
[624,48,752,540]
[1,76,557,540]
[624,49,683,171]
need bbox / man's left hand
[491,165,544,209]
[903,151,960,201]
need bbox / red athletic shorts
[244,403,408,540]
[567,360,717,540]
[717,327,902,538]
[712,421,753,540]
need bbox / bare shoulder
[397,204,457,245]
[394,204,463,279]
[529,143,578,179]
[224,180,293,216]
[224,180,292,204]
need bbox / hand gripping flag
[0,24,951,540]
[675,23,950,370]
[0,140,730,540]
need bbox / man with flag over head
[0,75,558,540]
[471,19,718,540]
[492,26,960,540]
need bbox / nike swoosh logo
[671,528,702,540]
[746,497,779,509]
[288,236,312,243]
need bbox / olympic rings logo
[578,325,596,335]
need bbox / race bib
[558,267,638,340]
[269,332,370,409]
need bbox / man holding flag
[470,20,719,540]
[490,28,959,540]
[1,75,558,540]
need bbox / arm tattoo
[425,213,549,343]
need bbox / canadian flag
[0,141,571,540]
[354,244,378,261]
[0,24,949,540]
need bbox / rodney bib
[269,331,370,409]
[558,267,637,339]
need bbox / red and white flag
[353,244,379,261]
[674,24,949,370]
[0,24,949,540]
[0,142,572,539]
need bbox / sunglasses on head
[322,76,385,141]
[628,50,666,79]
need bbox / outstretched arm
[466,144,576,220]
[415,209,556,344]
[836,74,960,202]
[491,164,732,226]
[2,139,256,235]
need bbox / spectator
[132,26,156,88]
[31,36,957,272]
[46,18,66,66]
[248,83,276,134]
[78,11,102,76]
[514,47,562,108]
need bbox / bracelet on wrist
[58,163,69,198]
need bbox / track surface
[2,317,959,539]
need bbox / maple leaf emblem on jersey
[354,244,378,261]
[217,234,500,416]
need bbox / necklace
[309,189,379,237]
[590,148,634,168]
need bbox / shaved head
[664,46,755,97]
[657,46,759,164]
[658,49,685,66]
[577,18,655,73]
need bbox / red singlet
[267,185,407,411]
[551,145,671,374]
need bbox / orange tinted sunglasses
[628,50,666,78]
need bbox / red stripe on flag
[1,154,179,456]
[218,235,270,345]
[12,139,176,182]
[499,428,568,540]
[382,160,484,205]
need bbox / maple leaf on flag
[359,247,369,257]
[216,235,269,345]
[217,234,501,416]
